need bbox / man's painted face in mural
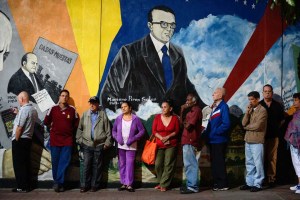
[23,53,38,73]
[148,9,175,44]
[0,12,12,71]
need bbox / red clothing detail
[181,106,202,148]
[152,114,180,149]
[44,105,79,146]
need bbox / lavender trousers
[118,149,136,186]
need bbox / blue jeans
[183,145,201,192]
[245,143,264,188]
[50,146,72,185]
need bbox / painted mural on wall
[0,0,78,180]
[99,0,300,185]
[0,0,299,187]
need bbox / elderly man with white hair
[204,87,231,191]
[11,91,38,193]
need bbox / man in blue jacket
[205,87,231,191]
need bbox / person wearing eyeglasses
[100,5,205,114]
[259,84,284,187]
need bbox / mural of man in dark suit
[100,5,205,114]
[7,52,44,103]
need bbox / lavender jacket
[112,114,145,146]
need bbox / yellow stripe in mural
[66,0,121,96]
[100,0,122,84]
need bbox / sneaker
[180,187,197,194]
[296,189,300,194]
[219,187,229,191]
[12,188,29,193]
[212,187,229,191]
[290,185,300,191]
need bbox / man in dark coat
[7,52,44,103]
[100,5,205,113]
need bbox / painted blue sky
[172,15,300,111]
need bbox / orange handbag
[141,134,157,165]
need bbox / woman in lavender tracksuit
[112,101,145,192]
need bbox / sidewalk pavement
[0,185,299,200]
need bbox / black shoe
[180,188,197,194]
[90,187,98,192]
[12,188,29,193]
[126,186,135,192]
[53,184,59,193]
[268,182,276,188]
[118,185,127,191]
[250,186,262,192]
[80,187,90,193]
[58,186,65,192]
[240,185,252,190]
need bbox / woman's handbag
[141,134,157,165]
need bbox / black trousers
[81,144,104,188]
[209,143,228,188]
[12,138,32,190]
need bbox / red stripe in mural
[223,1,287,102]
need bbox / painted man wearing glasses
[100,5,205,114]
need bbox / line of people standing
[11,85,299,195]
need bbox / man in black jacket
[260,84,284,187]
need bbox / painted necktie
[161,45,173,90]
[29,73,37,93]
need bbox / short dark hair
[263,84,273,92]
[60,89,70,96]
[147,5,175,23]
[247,91,260,99]
[293,92,300,99]
[21,52,35,66]
[121,101,132,109]
[161,98,174,108]
[187,93,198,103]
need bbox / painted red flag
[223,1,288,101]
